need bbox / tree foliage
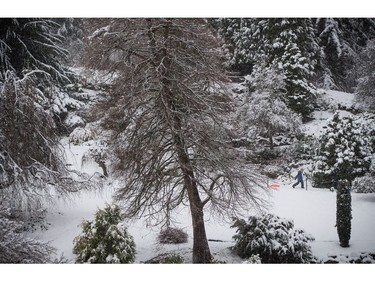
[313,112,372,189]
[355,39,375,111]
[213,18,319,120]
[237,64,302,148]
[0,206,56,263]
[73,204,136,264]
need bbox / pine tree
[313,112,372,189]
[336,179,352,248]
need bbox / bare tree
[84,18,266,263]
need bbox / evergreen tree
[313,112,372,189]
[0,18,85,218]
[355,39,375,111]
[0,18,71,82]
[214,18,319,120]
[336,179,352,248]
[315,18,375,91]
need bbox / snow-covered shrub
[0,207,56,263]
[73,204,136,264]
[243,254,262,264]
[232,214,315,263]
[144,253,185,264]
[322,252,375,264]
[158,227,188,244]
[313,112,372,189]
[352,174,375,193]
[261,165,286,179]
[69,123,97,145]
[64,114,85,132]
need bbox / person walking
[293,169,304,189]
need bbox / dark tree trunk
[172,111,212,263]
[336,179,352,247]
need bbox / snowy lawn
[31,170,375,263]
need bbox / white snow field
[31,166,375,264]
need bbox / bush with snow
[232,214,316,263]
[242,254,262,264]
[158,227,188,244]
[69,123,98,145]
[322,252,375,264]
[0,207,56,263]
[144,253,185,264]
[73,204,136,264]
[352,173,375,193]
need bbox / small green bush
[73,204,136,263]
[232,214,315,264]
[144,253,184,264]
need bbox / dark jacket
[295,170,303,182]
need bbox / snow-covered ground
[26,89,375,267]
[31,168,375,263]
[13,87,368,281]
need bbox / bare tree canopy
[84,18,266,263]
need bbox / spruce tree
[336,179,352,248]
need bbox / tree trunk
[336,179,352,247]
[172,115,212,263]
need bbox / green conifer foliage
[73,205,136,264]
[313,112,372,188]
[336,180,352,248]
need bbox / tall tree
[83,18,265,263]
[0,18,81,217]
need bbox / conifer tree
[214,18,319,120]
[313,112,372,189]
